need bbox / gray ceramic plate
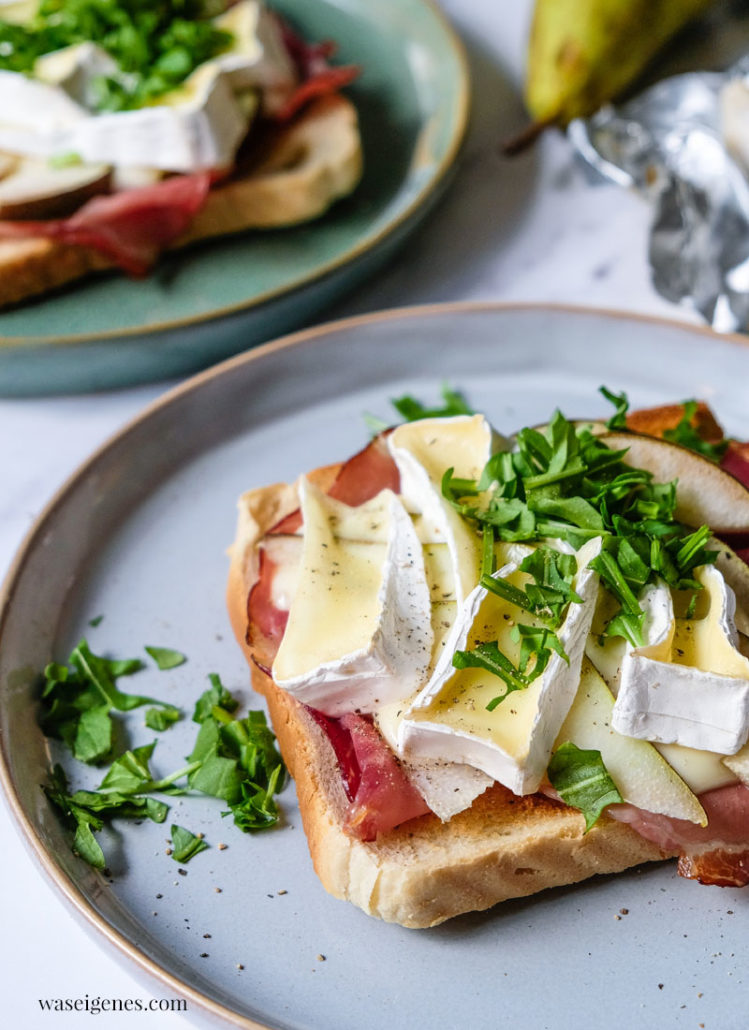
[2,304,749,1029]
[0,0,468,396]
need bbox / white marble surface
[0,1,714,1027]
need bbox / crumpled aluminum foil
[569,57,749,332]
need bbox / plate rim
[3,299,749,1028]
[0,0,470,351]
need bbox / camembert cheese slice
[612,566,749,754]
[400,537,602,795]
[272,479,433,715]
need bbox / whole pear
[526,0,717,127]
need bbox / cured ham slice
[247,549,289,653]
[677,848,749,887]
[338,712,431,840]
[278,21,359,123]
[304,710,430,840]
[610,782,749,887]
[0,172,212,275]
[248,432,422,838]
[270,433,400,534]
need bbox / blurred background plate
[0,0,468,396]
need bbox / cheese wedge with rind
[272,480,433,715]
[612,567,749,754]
[585,594,739,794]
[388,415,495,604]
[400,537,602,795]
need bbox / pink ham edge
[609,782,749,887]
[0,171,212,276]
[276,17,360,123]
[249,433,425,838]
[270,432,399,535]
[339,713,430,840]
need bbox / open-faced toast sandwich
[0,0,362,307]
[227,392,749,928]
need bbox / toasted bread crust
[0,94,362,309]
[226,475,674,928]
[625,401,724,442]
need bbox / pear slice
[555,656,706,825]
[0,154,110,219]
[601,431,749,533]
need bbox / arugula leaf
[145,646,186,670]
[663,400,729,463]
[188,754,244,804]
[442,400,719,645]
[73,821,107,870]
[43,763,168,870]
[98,743,157,793]
[600,386,629,430]
[144,706,180,731]
[192,672,239,724]
[170,824,208,863]
[547,742,623,832]
[229,763,283,831]
[391,383,473,422]
[72,705,113,764]
[511,624,569,676]
[40,640,179,764]
[452,641,532,710]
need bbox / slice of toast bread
[0,94,362,309]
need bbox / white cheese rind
[585,587,738,794]
[387,415,495,604]
[400,537,602,795]
[612,568,749,754]
[272,480,433,716]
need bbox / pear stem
[502,118,556,157]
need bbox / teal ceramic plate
[2,305,749,1029]
[0,0,468,395]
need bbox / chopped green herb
[39,639,179,764]
[43,763,168,870]
[0,0,234,111]
[392,383,473,422]
[145,645,186,671]
[144,705,181,731]
[88,614,104,628]
[440,402,717,644]
[511,624,569,675]
[600,386,630,430]
[170,824,208,863]
[187,691,286,831]
[192,672,239,723]
[43,670,285,870]
[663,400,729,463]
[452,641,531,710]
[547,741,623,832]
